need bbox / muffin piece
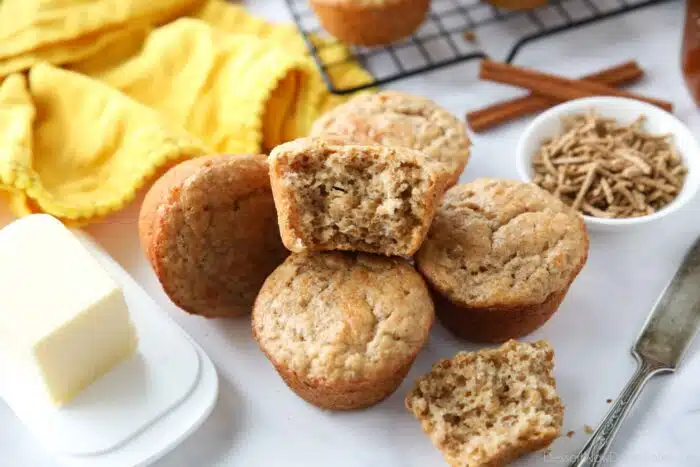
[253,252,434,410]
[416,179,588,343]
[311,0,430,46]
[268,137,451,256]
[405,340,564,467]
[311,91,471,187]
[139,154,288,318]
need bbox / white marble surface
[1,0,700,466]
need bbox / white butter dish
[0,216,218,467]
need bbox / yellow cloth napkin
[0,64,208,220]
[0,0,203,78]
[190,0,368,114]
[86,18,322,154]
[0,0,373,223]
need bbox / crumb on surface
[462,30,477,42]
[566,430,575,438]
[584,425,594,434]
[606,399,612,404]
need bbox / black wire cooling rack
[285,0,675,94]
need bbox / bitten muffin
[415,179,588,343]
[138,154,288,318]
[406,340,564,467]
[311,0,431,46]
[268,137,451,257]
[310,91,471,187]
[252,252,435,410]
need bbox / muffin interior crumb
[406,340,563,467]
[284,147,429,252]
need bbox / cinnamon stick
[480,60,673,112]
[468,61,644,132]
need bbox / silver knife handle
[568,356,669,467]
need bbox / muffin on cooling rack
[415,178,588,343]
[310,0,431,46]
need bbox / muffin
[252,252,435,410]
[310,91,471,187]
[406,340,563,467]
[268,137,451,256]
[139,154,288,318]
[415,179,588,343]
[311,0,431,46]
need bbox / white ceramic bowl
[515,96,700,232]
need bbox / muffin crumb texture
[269,138,447,256]
[405,340,563,467]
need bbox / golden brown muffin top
[150,154,288,317]
[310,91,471,182]
[416,178,588,308]
[253,252,434,381]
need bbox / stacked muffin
[139,91,588,466]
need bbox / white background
[2,0,700,466]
